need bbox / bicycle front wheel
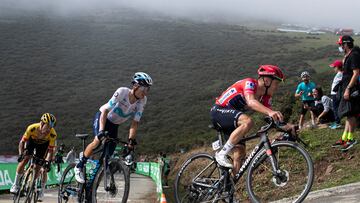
[246,141,314,203]
[58,163,83,203]
[92,160,130,203]
[174,153,222,203]
[13,170,31,203]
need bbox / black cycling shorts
[210,105,243,140]
[24,138,49,159]
[300,100,315,115]
[93,111,119,156]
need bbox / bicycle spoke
[247,142,314,203]
[175,154,224,203]
[92,161,129,203]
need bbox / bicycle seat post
[75,134,90,151]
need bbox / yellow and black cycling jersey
[21,123,57,148]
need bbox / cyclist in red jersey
[211,65,292,171]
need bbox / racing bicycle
[58,133,130,203]
[174,117,314,203]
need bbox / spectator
[332,35,360,151]
[311,87,335,124]
[329,60,343,129]
[295,71,316,129]
[65,147,76,164]
[161,153,170,187]
[54,143,65,173]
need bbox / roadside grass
[165,124,360,202]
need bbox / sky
[1,0,360,30]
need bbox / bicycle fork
[263,138,288,186]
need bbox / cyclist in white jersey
[74,72,153,183]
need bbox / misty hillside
[0,7,340,154]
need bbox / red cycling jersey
[215,78,272,111]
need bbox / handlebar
[260,116,308,147]
[257,116,285,134]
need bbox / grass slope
[0,7,358,155]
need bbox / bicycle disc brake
[272,170,289,187]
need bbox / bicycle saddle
[75,134,89,139]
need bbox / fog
[1,0,360,30]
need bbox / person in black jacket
[332,35,360,151]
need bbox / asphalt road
[0,173,157,203]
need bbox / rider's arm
[99,109,109,132]
[129,120,139,140]
[18,138,26,156]
[19,126,32,155]
[246,93,272,115]
[245,93,283,121]
[47,129,57,161]
[46,147,55,162]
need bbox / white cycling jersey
[100,87,146,124]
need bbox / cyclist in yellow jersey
[10,113,57,200]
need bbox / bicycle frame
[213,120,282,184]
[232,132,278,183]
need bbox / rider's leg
[11,156,30,191]
[229,114,253,144]
[216,114,253,167]
[232,144,246,176]
[41,169,47,192]
[76,137,101,169]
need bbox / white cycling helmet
[132,72,153,86]
[300,71,310,78]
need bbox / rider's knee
[238,115,254,130]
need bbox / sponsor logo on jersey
[50,133,56,138]
[114,92,119,97]
[218,88,237,104]
[245,81,255,90]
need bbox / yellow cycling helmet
[41,113,56,128]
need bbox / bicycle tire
[92,160,130,203]
[13,171,30,203]
[58,163,83,203]
[174,153,222,203]
[25,169,36,203]
[246,141,314,203]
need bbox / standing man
[332,36,360,151]
[74,72,153,183]
[295,71,316,129]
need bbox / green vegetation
[0,7,358,157]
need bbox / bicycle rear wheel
[58,163,83,203]
[246,141,314,203]
[92,160,130,203]
[174,153,222,203]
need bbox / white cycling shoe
[10,184,19,194]
[74,166,85,183]
[215,152,233,168]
